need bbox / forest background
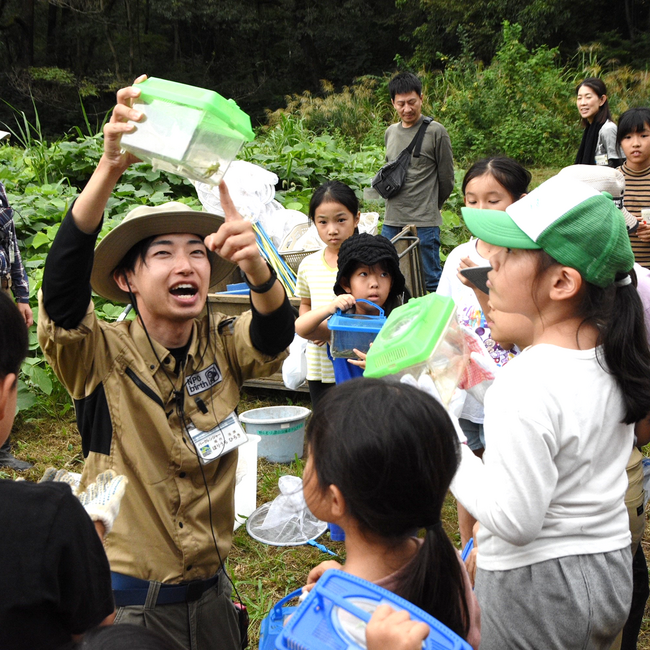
[1,0,650,140]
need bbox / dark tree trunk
[124,0,134,78]
[22,0,34,65]
[624,0,636,40]
[46,2,58,64]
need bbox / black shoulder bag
[371,117,432,199]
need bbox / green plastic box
[363,293,468,405]
[120,77,255,185]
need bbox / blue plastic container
[263,569,473,650]
[259,589,302,650]
[328,299,386,359]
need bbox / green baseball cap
[461,176,634,288]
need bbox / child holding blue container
[296,233,407,385]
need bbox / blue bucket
[239,406,311,463]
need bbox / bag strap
[406,117,432,159]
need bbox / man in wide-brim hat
[37,77,294,650]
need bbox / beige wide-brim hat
[91,202,235,304]
[558,164,638,231]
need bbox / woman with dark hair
[575,78,624,167]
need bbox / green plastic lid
[136,77,255,142]
[363,293,456,378]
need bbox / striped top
[295,250,337,383]
[622,162,650,270]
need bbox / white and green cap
[461,176,634,288]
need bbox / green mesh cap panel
[536,194,634,288]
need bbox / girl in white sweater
[452,175,650,649]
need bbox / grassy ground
[8,386,650,648]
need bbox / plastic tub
[239,406,311,463]
[328,299,385,359]
[233,434,260,530]
[120,77,255,186]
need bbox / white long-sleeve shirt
[451,344,632,571]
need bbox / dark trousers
[307,380,334,410]
[622,544,649,650]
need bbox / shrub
[432,22,578,167]
[265,77,390,148]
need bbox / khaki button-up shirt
[38,295,286,583]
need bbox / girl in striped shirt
[618,107,650,269]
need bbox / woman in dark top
[575,77,624,168]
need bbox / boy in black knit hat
[296,233,408,382]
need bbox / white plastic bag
[259,475,306,530]
[358,211,380,235]
[282,335,308,390]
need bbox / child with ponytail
[302,378,480,649]
[451,175,650,649]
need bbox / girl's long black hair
[306,378,470,639]
[533,253,650,423]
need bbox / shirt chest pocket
[113,367,180,485]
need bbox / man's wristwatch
[243,261,277,294]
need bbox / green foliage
[264,23,579,167]
[395,0,641,69]
[439,170,470,260]
[434,22,578,167]
[242,118,384,201]
[265,78,391,148]
[265,23,650,170]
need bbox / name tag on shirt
[186,411,247,464]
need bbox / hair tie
[425,521,442,533]
[614,274,632,287]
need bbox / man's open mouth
[170,283,198,298]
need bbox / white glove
[39,467,79,494]
[400,373,468,445]
[77,470,128,535]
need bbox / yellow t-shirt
[295,250,337,383]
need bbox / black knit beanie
[334,233,406,296]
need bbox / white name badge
[186,411,247,464]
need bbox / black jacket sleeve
[249,295,295,356]
[42,203,100,330]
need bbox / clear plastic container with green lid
[363,293,468,405]
[120,77,255,185]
